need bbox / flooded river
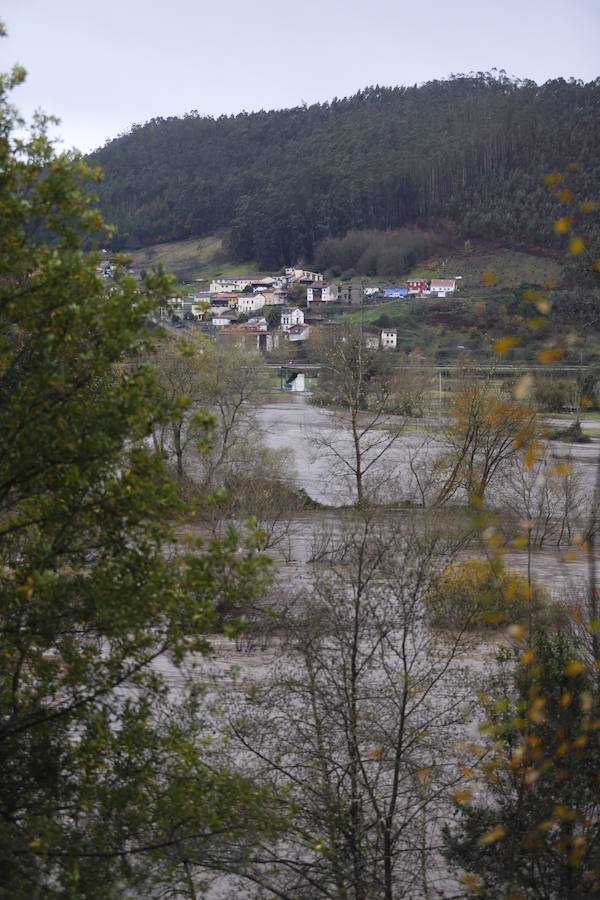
[252,393,600,597]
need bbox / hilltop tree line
[91,73,600,268]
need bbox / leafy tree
[435,379,539,507]
[443,631,600,898]
[149,331,214,478]
[0,64,276,897]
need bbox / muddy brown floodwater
[160,396,600,897]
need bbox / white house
[280,306,305,331]
[307,283,337,304]
[251,277,276,291]
[259,290,286,306]
[209,276,255,293]
[237,293,266,314]
[286,372,305,391]
[212,312,238,326]
[285,267,323,284]
[209,296,233,313]
[429,278,456,297]
[287,323,310,342]
[380,327,397,350]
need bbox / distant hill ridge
[91,73,600,268]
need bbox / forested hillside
[92,73,600,268]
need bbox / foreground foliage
[0,67,276,897]
[444,631,600,897]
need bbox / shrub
[550,420,592,443]
[426,559,550,631]
[534,378,578,412]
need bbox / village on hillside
[106,260,459,355]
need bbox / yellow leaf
[538,348,563,364]
[544,172,562,186]
[580,199,598,213]
[594,259,600,272]
[513,374,533,400]
[494,335,521,355]
[565,660,585,676]
[535,298,551,314]
[459,872,483,892]
[580,691,594,712]
[527,317,548,330]
[554,804,577,822]
[554,216,573,234]
[480,824,507,845]
[558,188,573,204]
[454,789,472,805]
[525,442,544,468]
[522,649,534,665]
[569,236,585,255]
[529,698,546,724]
[508,624,527,640]
[560,691,573,708]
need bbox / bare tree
[222,511,477,899]
[500,447,585,548]
[310,327,406,506]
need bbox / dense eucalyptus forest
[92,72,600,268]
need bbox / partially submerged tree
[310,326,406,505]
[225,511,476,899]
[151,335,269,484]
[435,379,539,507]
[150,331,213,477]
[500,447,585,548]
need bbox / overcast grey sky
[3,0,599,153]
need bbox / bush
[534,378,578,412]
[426,559,550,631]
[550,420,592,444]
